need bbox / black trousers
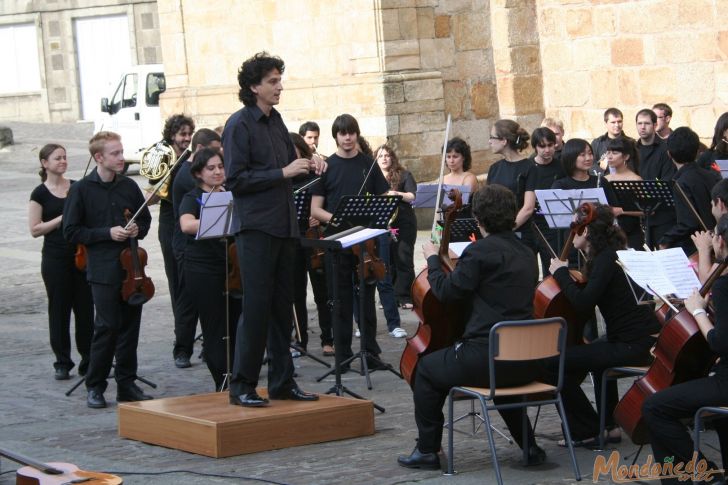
[85,283,143,393]
[326,251,381,364]
[309,265,332,347]
[392,217,417,305]
[41,254,93,372]
[414,339,539,453]
[643,370,728,485]
[229,231,296,396]
[292,242,310,349]
[185,266,240,390]
[544,336,655,440]
[173,252,200,358]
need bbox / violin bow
[431,114,452,241]
[123,147,191,230]
[674,180,710,232]
[530,221,558,259]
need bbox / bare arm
[180,213,200,235]
[515,191,535,230]
[28,200,62,238]
[311,195,332,224]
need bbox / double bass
[613,260,727,444]
[533,202,597,346]
[400,190,467,386]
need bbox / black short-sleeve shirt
[30,182,75,258]
[179,187,228,274]
[310,152,390,214]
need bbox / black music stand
[437,217,481,243]
[196,192,240,391]
[609,180,674,249]
[292,190,331,369]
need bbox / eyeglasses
[489,135,503,140]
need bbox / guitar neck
[0,447,64,475]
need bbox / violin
[305,225,326,272]
[533,202,597,346]
[351,239,386,284]
[400,189,467,387]
[120,209,155,306]
[74,244,87,271]
[227,241,242,295]
[614,260,726,444]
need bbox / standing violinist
[29,143,93,380]
[643,213,728,485]
[179,148,241,390]
[398,184,545,471]
[659,127,721,254]
[548,204,661,446]
[310,114,390,372]
[63,131,153,409]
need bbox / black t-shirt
[392,170,417,227]
[551,175,600,190]
[30,182,75,258]
[486,158,531,201]
[172,161,197,256]
[525,161,566,193]
[179,187,229,274]
[310,152,389,214]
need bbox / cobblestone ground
[0,122,722,484]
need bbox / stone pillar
[490,0,544,128]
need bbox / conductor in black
[223,52,326,407]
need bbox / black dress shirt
[709,275,728,370]
[426,231,537,339]
[63,168,151,285]
[223,105,298,238]
[637,138,677,227]
[659,163,721,253]
[553,249,660,343]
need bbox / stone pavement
[0,123,722,484]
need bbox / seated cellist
[398,184,546,470]
[642,213,728,485]
[547,204,661,447]
[693,178,728,284]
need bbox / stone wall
[0,1,161,122]
[537,0,728,142]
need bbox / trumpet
[139,140,189,202]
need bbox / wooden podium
[118,390,375,458]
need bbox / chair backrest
[487,317,567,397]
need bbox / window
[145,72,165,106]
[108,73,137,113]
[0,23,41,94]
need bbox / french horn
[139,140,180,202]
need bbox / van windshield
[146,72,165,106]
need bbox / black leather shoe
[365,357,390,371]
[229,392,269,407]
[270,387,319,401]
[87,390,107,409]
[117,383,153,402]
[174,355,191,369]
[397,448,441,470]
[526,444,547,466]
[54,368,70,380]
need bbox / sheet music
[336,228,388,249]
[450,241,472,257]
[413,184,471,208]
[716,160,728,179]
[535,188,608,229]
[617,248,700,299]
[196,191,238,240]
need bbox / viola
[400,189,467,387]
[74,244,87,271]
[351,238,386,284]
[227,241,242,295]
[120,209,155,306]
[613,260,727,444]
[533,202,597,346]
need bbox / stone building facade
[0,0,161,122]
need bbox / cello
[533,202,597,346]
[613,259,727,444]
[400,189,467,386]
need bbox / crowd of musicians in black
[27,51,728,483]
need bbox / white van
[96,64,165,170]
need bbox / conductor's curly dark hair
[471,184,516,234]
[237,52,285,107]
[583,203,627,277]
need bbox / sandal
[400,303,414,310]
